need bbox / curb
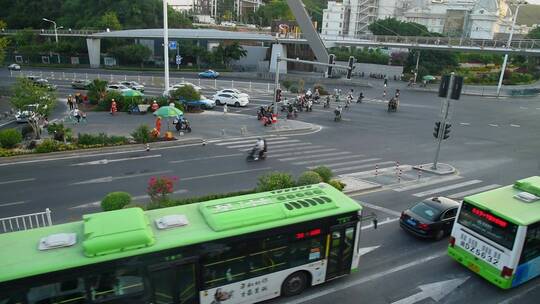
[339,176,382,196]
[0,137,203,164]
[413,163,456,175]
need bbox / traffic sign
[176,55,182,65]
[168,41,177,50]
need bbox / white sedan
[216,89,249,100]
[163,83,202,97]
[213,93,249,107]
[8,63,21,71]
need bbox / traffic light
[346,56,355,80]
[327,54,335,78]
[433,121,441,139]
[438,75,450,97]
[443,123,451,140]
[450,76,463,100]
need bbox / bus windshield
[457,201,518,250]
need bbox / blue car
[180,95,216,109]
[198,69,219,79]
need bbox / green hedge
[77,133,128,146]
[147,189,257,210]
[257,172,295,192]
[101,192,132,211]
[296,171,323,186]
[35,139,77,153]
[0,129,23,149]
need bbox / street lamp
[163,0,170,92]
[496,1,527,97]
[42,18,58,44]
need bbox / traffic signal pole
[432,72,454,170]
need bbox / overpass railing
[0,29,102,36]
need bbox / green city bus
[0,183,363,304]
[448,176,540,289]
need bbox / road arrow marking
[358,246,380,257]
[72,154,161,166]
[71,170,172,185]
[391,277,469,304]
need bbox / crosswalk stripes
[308,158,380,169]
[279,151,351,162]
[393,175,463,192]
[271,148,337,158]
[292,154,370,166]
[448,184,500,199]
[240,143,320,152]
[413,180,483,197]
[214,137,288,145]
[333,161,395,174]
[226,139,301,149]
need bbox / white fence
[0,208,53,233]
[10,70,275,95]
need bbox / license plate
[406,219,416,226]
[459,233,502,266]
[468,262,480,273]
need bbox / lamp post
[496,1,527,97]
[42,18,58,44]
[163,0,170,92]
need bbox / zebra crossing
[212,136,502,200]
[211,136,397,176]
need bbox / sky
[526,0,540,4]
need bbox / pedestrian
[155,117,162,135]
[110,99,117,115]
[384,75,388,87]
[383,89,386,97]
[151,100,159,112]
[67,95,74,110]
[73,108,81,123]
[223,103,228,115]
[83,94,88,104]
[81,111,87,124]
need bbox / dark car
[399,197,459,240]
[34,78,57,91]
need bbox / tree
[10,78,56,139]
[0,19,7,65]
[99,11,122,30]
[109,44,151,67]
[168,7,192,28]
[87,79,108,105]
[254,0,294,26]
[171,85,201,101]
[368,18,430,36]
[213,42,247,66]
[527,27,540,39]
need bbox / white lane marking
[215,137,287,145]
[307,158,377,169]
[0,119,16,128]
[260,145,323,153]
[70,189,188,209]
[459,122,470,126]
[271,148,337,158]
[448,184,501,199]
[284,251,447,304]
[0,201,26,207]
[71,154,161,166]
[519,106,528,110]
[361,217,399,230]
[358,246,380,257]
[489,124,499,127]
[71,170,173,185]
[227,139,300,148]
[279,151,351,162]
[0,178,36,185]
[357,201,402,217]
[391,277,469,304]
[207,134,282,144]
[393,175,463,192]
[510,124,520,128]
[181,167,272,181]
[413,180,483,197]
[333,161,394,174]
[292,155,368,165]
[170,153,242,163]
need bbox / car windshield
[410,202,441,221]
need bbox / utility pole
[496,1,527,97]
[273,53,281,116]
[432,73,454,170]
[163,0,170,92]
[414,51,420,85]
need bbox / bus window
[88,268,144,301]
[519,223,540,264]
[203,256,248,288]
[26,278,86,304]
[289,237,323,267]
[457,201,518,250]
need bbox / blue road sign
[169,41,177,50]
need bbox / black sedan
[399,196,459,240]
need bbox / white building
[169,0,195,12]
[321,0,379,39]
[321,1,347,38]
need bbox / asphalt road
[1,67,540,303]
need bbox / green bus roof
[464,176,540,226]
[0,183,361,283]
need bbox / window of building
[326,23,329,28]
[339,23,342,28]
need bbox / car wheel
[235,102,240,107]
[434,229,445,241]
[281,271,308,297]
[215,100,221,106]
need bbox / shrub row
[0,129,23,149]
[77,133,128,147]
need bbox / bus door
[326,224,356,280]
[148,258,199,304]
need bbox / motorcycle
[287,108,298,119]
[388,98,398,112]
[246,146,267,161]
[323,97,331,108]
[174,119,192,133]
[334,109,342,122]
[357,94,364,103]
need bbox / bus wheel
[435,229,445,241]
[281,271,308,296]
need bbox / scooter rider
[253,137,266,160]
[334,105,343,121]
[357,92,364,103]
[324,96,331,108]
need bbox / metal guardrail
[0,208,53,233]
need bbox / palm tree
[87,79,108,105]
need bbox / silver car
[120,81,145,92]
[8,63,21,71]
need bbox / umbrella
[121,89,144,97]
[153,106,183,118]
[422,75,436,81]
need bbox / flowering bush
[147,176,178,203]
